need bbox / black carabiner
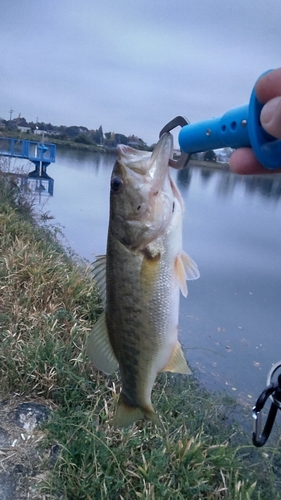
[159,116,191,169]
[252,372,281,447]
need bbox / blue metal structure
[0,137,56,176]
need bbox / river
[45,148,281,405]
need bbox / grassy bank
[1,167,281,499]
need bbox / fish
[87,132,199,428]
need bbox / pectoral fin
[174,252,200,297]
[181,252,200,280]
[87,312,119,374]
[161,341,191,375]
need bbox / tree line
[0,115,148,149]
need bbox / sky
[1,0,281,146]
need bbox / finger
[229,148,281,175]
[255,67,281,103]
[260,96,281,139]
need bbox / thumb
[260,96,281,139]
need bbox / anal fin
[161,341,191,375]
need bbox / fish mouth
[146,133,174,195]
[149,133,174,169]
[117,133,174,191]
[111,134,176,249]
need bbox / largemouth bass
[87,133,199,428]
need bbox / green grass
[1,163,281,499]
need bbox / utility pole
[9,108,14,121]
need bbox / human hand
[229,67,281,175]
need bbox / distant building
[46,130,61,137]
[18,125,31,133]
[33,128,46,135]
[215,147,233,163]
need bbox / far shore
[3,131,281,178]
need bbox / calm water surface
[46,150,281,405]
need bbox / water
[46,150,281,405]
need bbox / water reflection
[177,166,192,190]
[24,175,54,196]
[55,148,116,174]
[199,168,215,183]
[1,157,55,200]
[244,175,281,199]
[177,162,281,203]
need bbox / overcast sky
[1,0,281,145]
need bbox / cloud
[1,0,281,144]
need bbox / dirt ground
[0,396,54,500]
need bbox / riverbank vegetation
[1,164,281,499]
[0,116,152,153]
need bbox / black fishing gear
[252,361,281,447]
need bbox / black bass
[87,133,199,428]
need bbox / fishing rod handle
[178,71,281,170]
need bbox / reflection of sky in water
[47,150,115,259]
[47,153,281,405]
[176,166,281,405]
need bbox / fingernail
[260,96,281,126]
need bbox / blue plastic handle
[178,72,281,170]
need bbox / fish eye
[111,176,123,192]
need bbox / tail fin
[113,394,164,429]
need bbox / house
[18,126,31,133]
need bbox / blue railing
[0,137,56,163]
